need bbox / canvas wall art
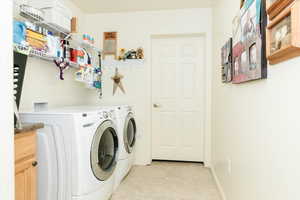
[232,0,267,84]
[221,38,233,83]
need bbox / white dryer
[108,105,137,191]
[20,107,119,200]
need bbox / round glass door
[91,120,118,181]
[123,113,136,153]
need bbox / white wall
[212,0,300,200]
[0,1,14,200]
[84,8,212,165]
[19,0,98,112]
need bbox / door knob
[153,104,161,108]
[32,161,38,167]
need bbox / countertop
[15,123,44,135]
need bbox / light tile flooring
[110,161,221,200]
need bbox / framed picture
[103,32,117,59]
[266,0,295,20]
[232,0,268,84]
[267,2,300,64]
[241,0,245,8]
[221,38,233,83]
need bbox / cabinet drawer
[15,132,36,162]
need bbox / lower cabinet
[15,131,37,200]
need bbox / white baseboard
[210,167,227,200]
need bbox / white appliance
[108,105,137,191]
[20,107,119,200]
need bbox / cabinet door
[15,159,37,200]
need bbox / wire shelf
[13,2,98,69]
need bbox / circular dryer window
[123,113,136,153]
[91,120,118,181]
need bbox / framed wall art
[103,32,117,59]
[241,0,245,8]
[232,0,268,84]
[266,0,295,20]
[267,1,300,65]
[221,38,233,83]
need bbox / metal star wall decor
[111,68,125,95]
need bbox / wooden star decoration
[111,68,125,95]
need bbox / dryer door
[123,113,136,153]
[91,120,118,181]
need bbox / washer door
[91,120,118,181]
[123,113,136,153]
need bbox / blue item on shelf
[13,21,27,45]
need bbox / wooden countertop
[15,123,44,134]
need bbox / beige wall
[212,0,300,199]
[19,0,97,111]
[84,8,213,165]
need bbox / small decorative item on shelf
[267,1,300,64]
[266,0,295,20]
[126,49,137,59]
[136,47,144,59]
[118,48,126,60]
[117,48,144,61]
[221,38,233,83]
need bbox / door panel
[151,35,205,162]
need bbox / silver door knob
[153,104,161,108]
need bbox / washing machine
[107,105,137,191]
[20,107,119,200]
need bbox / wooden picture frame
[240,0,245,8]
[266,0,295,20]
[103,32,117,59]
[267,2,300,65]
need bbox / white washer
[20,107,119,200]
[108,105,137,191]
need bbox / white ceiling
[70,0,214,13]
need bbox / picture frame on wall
[241,0,245,8]
[266,1,300,65]
[221,38,233,83]
[103,32,118,59]
[232,0,268,84]
[266,0,295,20]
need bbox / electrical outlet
[227,158,232,174]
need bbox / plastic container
[42,7,71,33]
[27,0,72,33]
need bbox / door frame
[149,33,212,167]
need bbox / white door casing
[151,35,205,162]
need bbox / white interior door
[151,35,205,162]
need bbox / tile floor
[110,161,221,200]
